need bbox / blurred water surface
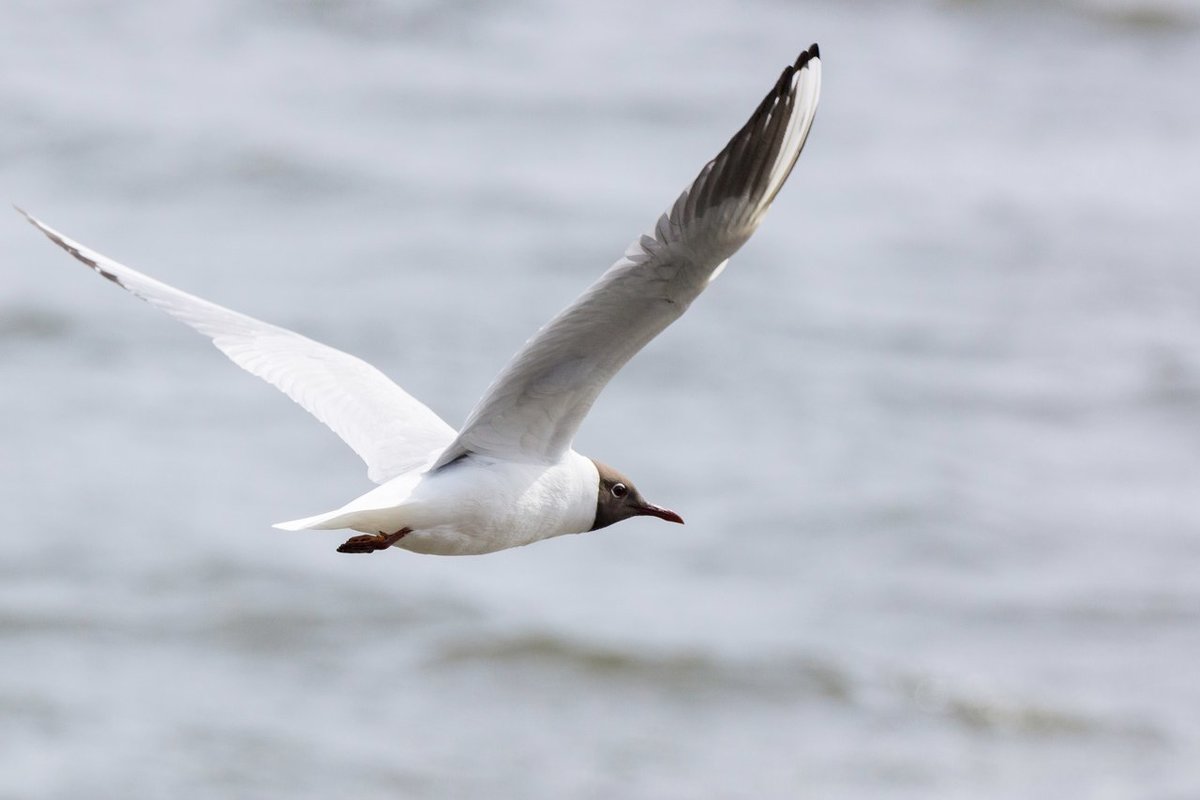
[2,1,1199,797]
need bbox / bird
[19,44,821,557]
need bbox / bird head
[589,459,684,531]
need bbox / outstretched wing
[433,44,821,468]
[19,210,456,483]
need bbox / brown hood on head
[589,459,684,531]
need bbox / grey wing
[19,210,456,483]
[433,44,821,468]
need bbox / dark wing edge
[660,42,821,264]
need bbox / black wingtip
[17,208,124,285]
[797,43,819,69]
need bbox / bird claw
[336,534,385,553]
[336,528,410,554]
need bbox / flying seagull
[19,44,821,556]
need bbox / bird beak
[636,503,684,525]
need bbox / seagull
[19,44,821,556]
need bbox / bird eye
[611,483,628,498]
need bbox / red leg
[336,527,411,554]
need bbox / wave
[436,631,855,702]
[0,306,72,342]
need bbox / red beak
[636,504,685,525]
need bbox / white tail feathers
[272,508,364,531]
[273,500,413,533]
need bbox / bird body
[277,451,600,556]
[20,44,821,556]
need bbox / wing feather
[434,45,821,468]
[18,210,455,483]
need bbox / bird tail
[272,508,356,531]
[274,464,424,532]
[273,495,415,533]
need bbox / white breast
[395,451,600,555]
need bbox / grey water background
[2,0,1199,797]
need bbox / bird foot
[337,528,411,554]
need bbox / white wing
[433,45,821,468]
[19,210,456,483]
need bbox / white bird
[20,44,821,556]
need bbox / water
[2,1,1199,797]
